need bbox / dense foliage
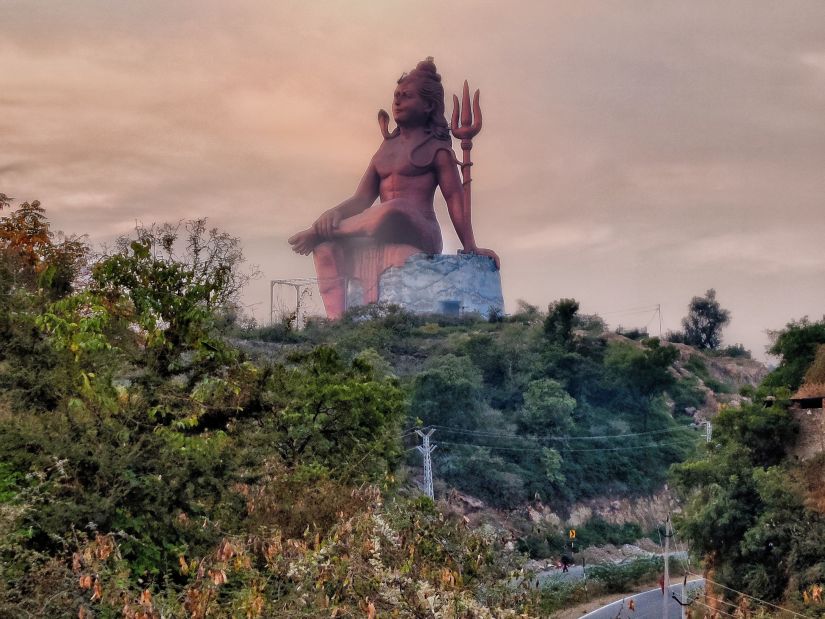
[251,300,702,509]
[763,317,825,392]
[672,317,825,607]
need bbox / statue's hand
[460,247,500,270]
[314,209,342,239]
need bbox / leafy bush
[517,529,566,559]
[410,354,485,429]
[538,556,685,613]
[764,317,825,391]
[0,209,432,618]
[438,446,527,508]
[615,326,649,341]
[539,576,589,614]
[241,320,307,344]
[574,517,644,549]
[717,343,751,359]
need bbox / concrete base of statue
[346,252,503,318]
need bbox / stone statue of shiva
[289,58,498,319]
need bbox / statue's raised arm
[288,58,498,319]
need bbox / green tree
[544,298,580,348]
[410,354,485,429]
[0,197,88,298]
[0,198,90,411]
[763,317,825,391]
[680,289,730,350]
[670,401,819,601]
[516,378,576,436]
[605,338,678,428]
[261,346,404,473]
[439,446,527,508]
[92,219,258,379]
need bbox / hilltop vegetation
[243,298,760,511]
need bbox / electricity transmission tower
[415,428,436,500]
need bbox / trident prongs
[451,80,482,141]
[450,80,482,214]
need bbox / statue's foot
[288,228,319,255]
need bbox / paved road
[579,579,704,619]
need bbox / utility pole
[658,304,663,338]
[662,515,672,619]
[415,428,436,500]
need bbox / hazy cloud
[2,1,824,356]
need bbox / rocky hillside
[671,344,767,416]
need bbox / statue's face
[392,80,432,126]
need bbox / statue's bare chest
[374,140,432,179]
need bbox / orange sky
[2,1,825,359]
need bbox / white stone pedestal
[371,253,504,318]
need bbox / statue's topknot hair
[397,57,449,141]
[414,57,441,81]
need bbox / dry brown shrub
[795,381,825,399]
[239,475,371,539]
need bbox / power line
[563,439,695,453]
[598,304,662,316]
[642,308,660,331]
[436,440,547,453]
[429,424,698,442]
[691,599,738,619]
[436,438,696,453]
[688,573,809,619]
[701,594,740,610]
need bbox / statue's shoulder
[410,135,456,168]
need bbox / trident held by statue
[451,80,482,215]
